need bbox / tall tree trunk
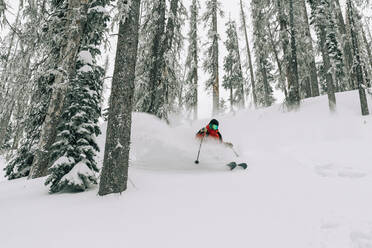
[288,0,300,107]
[99,0,141,196]
[277,0,291,101]
[332,0,355,90]
[267,23,288,99]
[346,0,369,116]
[301,0,320,97]
[212,0,219,115]
[147,0,166,116]
[236,40,245,108]
[259,59,270,107]
[240,0,257,108]
[361,27,372,73]
[319,25,337,112]
[192,0,198,120]
[29,0,83,179]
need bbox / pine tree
[28,0,87,179]
[346,0,369,116]
[276,0,291,102]
[308,0,337,112]
[251,0,275,107]
[202,0,223,115]
[134,0,185,120]
[300,0,320,97]
[287,0,300,107]
[45,1,110,193]
[239,0,257,108]
[184,0,200,120]
[99,0,141,196]
[331,0,355,90]
[223,18,245,110]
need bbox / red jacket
[196,125,223,142]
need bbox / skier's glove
[224,142,233,148]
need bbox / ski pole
[195,135,205,164]
[229,145,239,157]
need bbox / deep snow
[1,90,372,248]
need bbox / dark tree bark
[287,0,300,107]
[332,0,355,90]
[346,0,369,116]
[240,0,257,107]
[191,0,198,120]
[99,0,141,196]
[301,0,320,97]
[259,58,270,107]
[319,24,337,112]
[212,0,219,115]
[147,0,166,116]
[277,0,291,102]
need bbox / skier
[195,119,246,170]
[196,119,232,147]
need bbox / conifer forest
[0,0,372,246]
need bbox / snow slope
[1,90,372,248]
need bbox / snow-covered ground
[1,90,372,248]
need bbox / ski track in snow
[1,90,372,248]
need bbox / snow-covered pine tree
[251,0,275,107]
[239,0,256,108]
[331,0,355,90]
[99,0,141,196]
[202,0,223,115]
[299,0,320,97]
[28,0,87,179]
[346,0,369,116]
[45,1,110,193]
[134,0,185,121]
[308,0,337,112]
[223,18,245,110]
[184,0,200,120]
[275,0,291,102]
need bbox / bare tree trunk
[240,0,257,108]
[346,0,369,116]
[301,0,319,97]
[29,0,83,179]
[98,0,141,196]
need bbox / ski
[226,162,247,170]
[226,162,237,170]
[237,163,248,169]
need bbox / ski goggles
[210,124,218,130]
